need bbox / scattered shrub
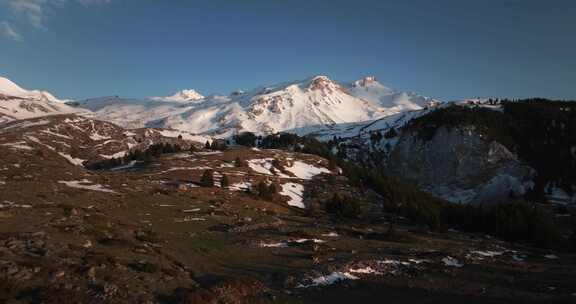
[200,170,215,187]
[220,174,229,188]
[254,181,277,201]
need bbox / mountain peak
[0,76,27,96]
[305,75,340,92]
[0,76,63,103]
[150,89,204,103]
[354,76,379,87]
[352,76,393,90]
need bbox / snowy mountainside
[70,96,192,129]
[0,76,64,103]
[0,77,82,122]
[71,75,440,137]
[149,89,205,103]
[345,76,439,112]
[0,114,208,168]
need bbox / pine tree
[234,156,245,167]
[200,170,214,187]
[328,156,337,171]
[220,174,229,188]
[256,181,268,198]
[384,127,398,139]
[268,183,277,196]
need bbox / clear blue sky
[0,0,575,101]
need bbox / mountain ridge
[65,75,440,137]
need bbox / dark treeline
[86,142,184,170]
[204,140,228,151]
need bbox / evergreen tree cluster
[254,181,277,201]
[205,140,228,151]
[259,133,300,149]
[233,132,258,147]
[234,156,247,167]
[200,169,214,187]
[370,131,383,143]
[384,127,398,139]
[441,201,562,249]
[87,142,182,170]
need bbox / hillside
[331,99,576,206]
[1,114,575,303]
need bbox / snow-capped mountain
[72,75,440,137]
[149,89,204,103]
[0,76,64,103]
[0,76,81,123]
[346,76,439,111]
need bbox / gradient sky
[0,0,575,101]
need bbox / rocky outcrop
[387,125,535,205]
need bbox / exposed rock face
[387,126,535,205]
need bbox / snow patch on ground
[110,161,142,171]
[89,133,111,141]
[152,166,212,175]
[471,250,504,258]
[246,158,329,180]
[58,152,85,166]
[0,201,32,209]
[58,179,116,193]
[247,158,275,175]
[195,151,222,156]
[348,266,382,275]
[322,232,339,237]
[174,216,206,223]
[1,141,34,151]
[100,151,128,159]
[259,242,289,248]
[259,238,326,248]
[298,272,359,288]
[285,161,330,179]
[41,130,72,140]
[169,166,212,171]
[280,182,305,208]
[442,256,464,267]
[229,182,251,191]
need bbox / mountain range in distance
[0,75,440,137]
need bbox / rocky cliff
[387,125,535,205]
